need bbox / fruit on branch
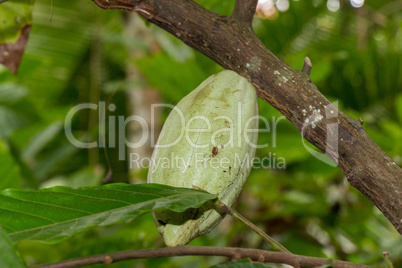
[148,70,259,246]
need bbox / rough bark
[92,0,402,234]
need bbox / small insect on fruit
[148,70,259,246]
[212,146,218,156]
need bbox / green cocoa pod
[147,70,258,246]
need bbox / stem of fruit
[215,201,291,254]
[383,252,394,268]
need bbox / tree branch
[232,0,258,27]
[32,246,377,268]
[91,0,402,233]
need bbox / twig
[215,201,291,254]
[302,56,312,77]
[32,246,377,268]
[232,0,259,27]
[358,117,364,126]
[383,252,394,268]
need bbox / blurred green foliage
[0,227,25,268]
[0,0,34,43]
[0,0,400,267]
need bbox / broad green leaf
[0,226,26,268]
[0,183,217,243]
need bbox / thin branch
[383,252,394,268]
[32,246,378,268]
[215,201,291,254]
[358,117,364,126]
[301,56,312,77]
[0,0,9,4]
[232,0,259,27]
[92,0,402,233]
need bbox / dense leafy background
[0,0,401,267]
